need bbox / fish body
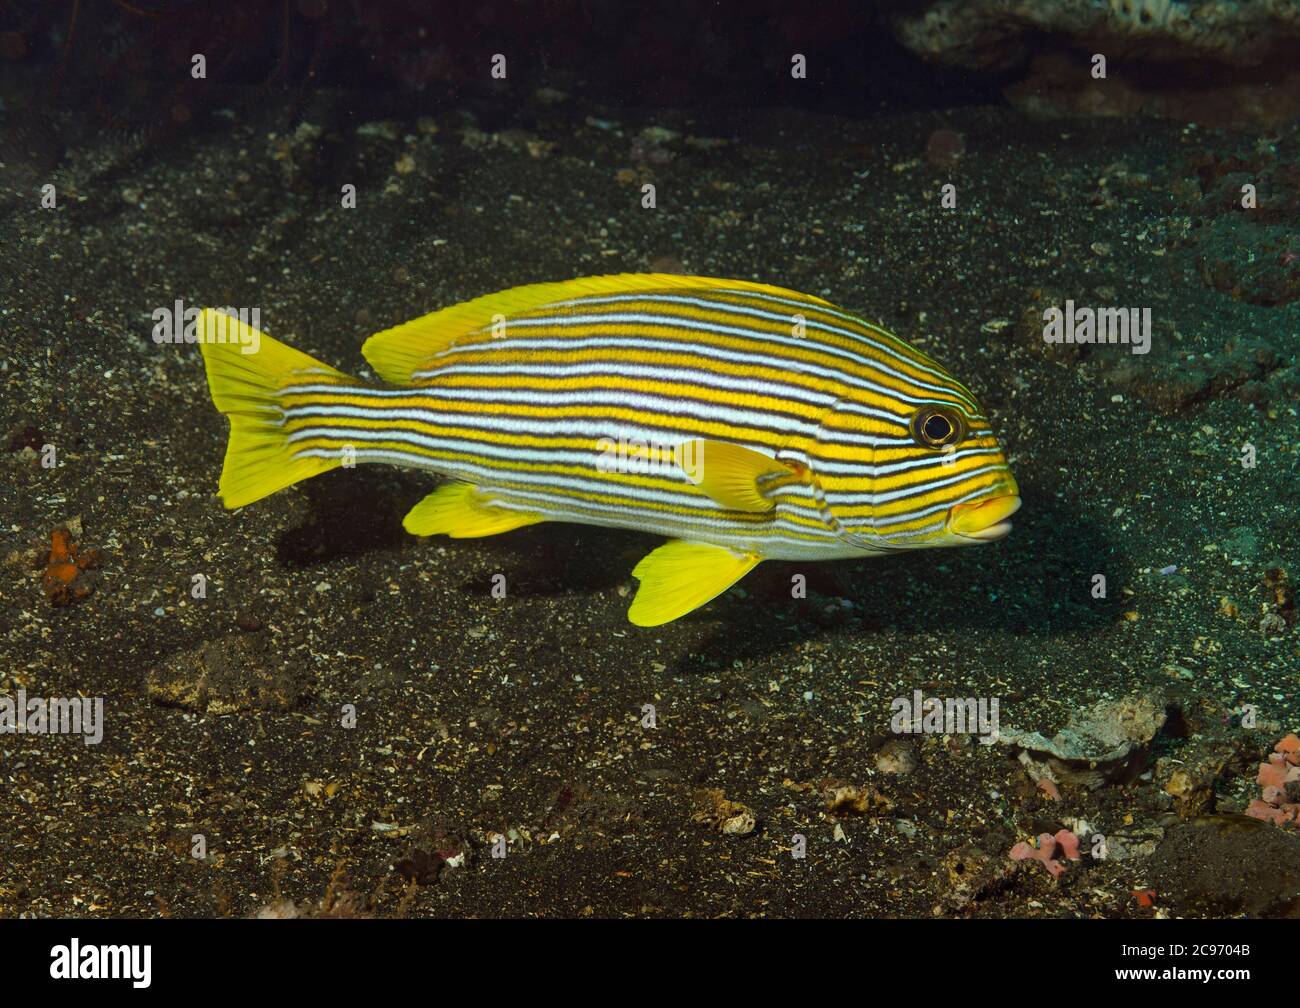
[197,274,1019,625]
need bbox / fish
[195,273,1019,626]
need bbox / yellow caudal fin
[196,309,353,509]
[403,482,544,538]
[361,273,836,385]
[628,540,762,627]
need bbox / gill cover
[811,397,892,552]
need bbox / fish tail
[196,308,354,509]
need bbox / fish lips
[948,494,1021,542]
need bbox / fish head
[812,385,1019,553]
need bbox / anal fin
[628,540,761,627]
[403,483,543,538]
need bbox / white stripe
[870,446,1002,477]
[439,313,962,413]
[282,390,918,445]
[713,290,977,403]
[417,332,906,411]
[416,359,839,410]
[294,446,844,552]
[874,484,1001,530]
[286,402,805,451]
[869,463,1005,506]
[810,450,999,479]
[290,426,807,513]
[287,371,915,431]
[286,392,820,437]
[288,424,698,478]
[539,291,972,407]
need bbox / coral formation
[894,0,1300,70]
[998,690,1170,791]
[892,0,1300,124]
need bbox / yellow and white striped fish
[196,273,1019,626]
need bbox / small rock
[925,128,965,167]
[145,634,304,713]
[939,843,1012,912]
[875,739,919,775]
[823,781,894,817]
[693,788,756,836]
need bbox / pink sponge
[1257,754,1299,789]
[1245,734,1300,828]
[1010,829,1082,879]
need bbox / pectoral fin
[628,540,762,627]
[403,483,543,538]
[681,439,790,513]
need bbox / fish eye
[911,406,964,449]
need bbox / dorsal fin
[360,273,833,385]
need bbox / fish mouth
[948,493,1021,542]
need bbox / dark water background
[1,1,1297,920]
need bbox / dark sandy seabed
[2,83,1298,919]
